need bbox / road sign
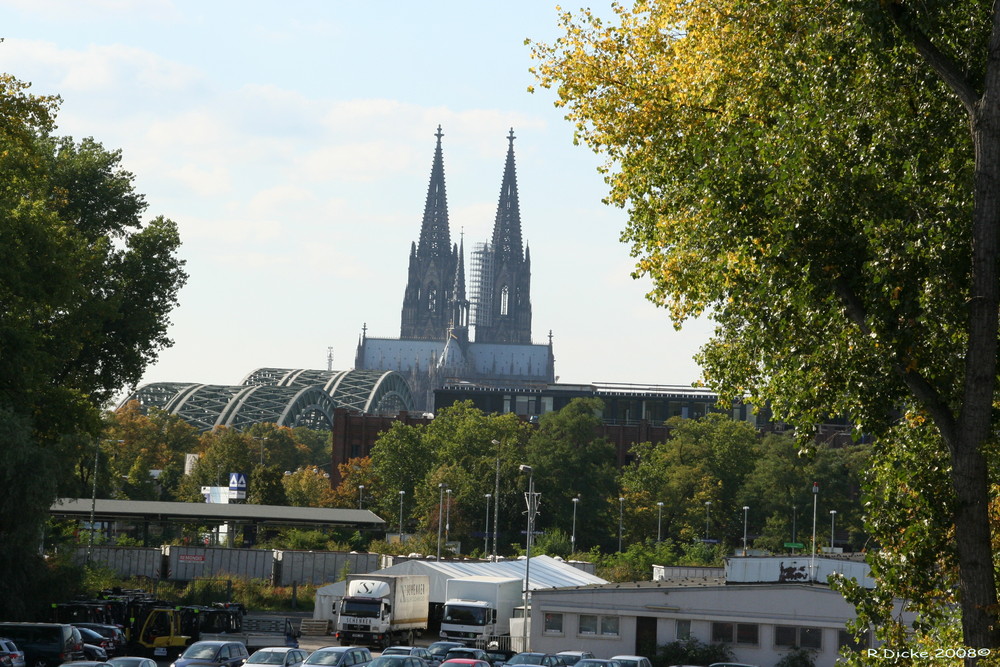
[784,542,805,548]
[229,473,247,489]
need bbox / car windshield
[369,658,409,667]
[182,646,220,660]
[509,656,544,665]
[430,645,462,658]
[250,652,287,664]
[442,605,488,626]
[306,651,346,666]
[341,599,381,618]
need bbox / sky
[2,0,715,397]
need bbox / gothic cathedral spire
[475,128,533,344]
[400,126,459,340]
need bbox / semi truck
[439,576,523,643]
[334,574,430,648]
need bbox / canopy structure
[312,555,607,621]
[118,369,415,432]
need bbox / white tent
[313,555,606,620]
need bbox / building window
[838,629,871,651]
[775,626,822,650]
[712,623,734,643]
[578,615,619,637]
[712,622,759,647]
[676,620,692,641]
[501,286,509,315]
[544,613,563,634]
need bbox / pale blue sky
[2,0,714,393]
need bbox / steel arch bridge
[118,369,414,432]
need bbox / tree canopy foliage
[530,0,1000,654]
[0,73,187,616]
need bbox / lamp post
[437,483,445,560]
[87,439,101,563]
[656,501,664,543]
[491,439,501,561]
[571,497,580,553]
[704,501,712,541]
[829,510,837,550]
[618,497,625,552]
[445,488,452,549]
[484,493,492,555]
[398,490,405,541]
[358,484,365,510]
[742,505,750,556]
[810,481,819,580]
[519,464,537,651]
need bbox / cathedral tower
[474,129,533,344]
[400,126,459,340]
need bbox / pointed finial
[436,125,444,143]
[508,127,515,146]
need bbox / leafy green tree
[531,0,1000,650]
[0,73,185,617]
[526,398,618,552]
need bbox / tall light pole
[87,438,101,563]
[445,488,452,549]
[656,501,664,543]
[618,497,625,552]
[491,439,501,561]
[704,501,712,541]
[810,481,819,580]
[829,510,837,550]
[437,483,445,560]
[484,493,492,555]
[358,484,365,510]
[571,497,580,553]
[519,465,537,651]
[742,505,750,556]
[398,490,405,541]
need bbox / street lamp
[830,510,837,550]
[618,497,625,552]
[437,483,445,560]
[704,501,712,541]
[491,439,501,561]
[571,496,580,553]
[519,464,537,651]
[358,484,365,510]
[484,493,492,555]
[398,490,405,541]
[656,501,664,543]
[88,439,101,563]
[742,505,750,556]
[445,488,452,549]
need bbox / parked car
[443,649,490,666]
[0,623,85,667]
[380,648,432,664]
[426,643,465,667]
[170,641,250,667]
[505,655,566,667]
[575,661,621,667]
[482,648,514,667]
[60,662,113,667]
[107,658,157,667]
[610,657,651,667]
[74,629,110,662]
[367,657,428,667]
[439,660,490,667]
[71,627,125,658]
[0,638,25,667]
[246,649,309,667]
[302,647,372,667]
[708,663,759,667]
[555,654,594,667]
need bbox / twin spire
[400,126,532,345]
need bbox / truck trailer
[439,576,523,643]
[335,574,429,648]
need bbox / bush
[653,638,733,667]
[775,648,816,667]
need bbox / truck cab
[440,600,497,641]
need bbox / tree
[0,73,185,615]
[531,0,1000,653]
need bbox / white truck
[439,576,523,643]
[334,574,430,648]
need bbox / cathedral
[354,126,555,411]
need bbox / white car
[556,653,594,667]
[247,648,310,667]
[610,656,652,667]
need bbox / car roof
[252,649,295,654]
